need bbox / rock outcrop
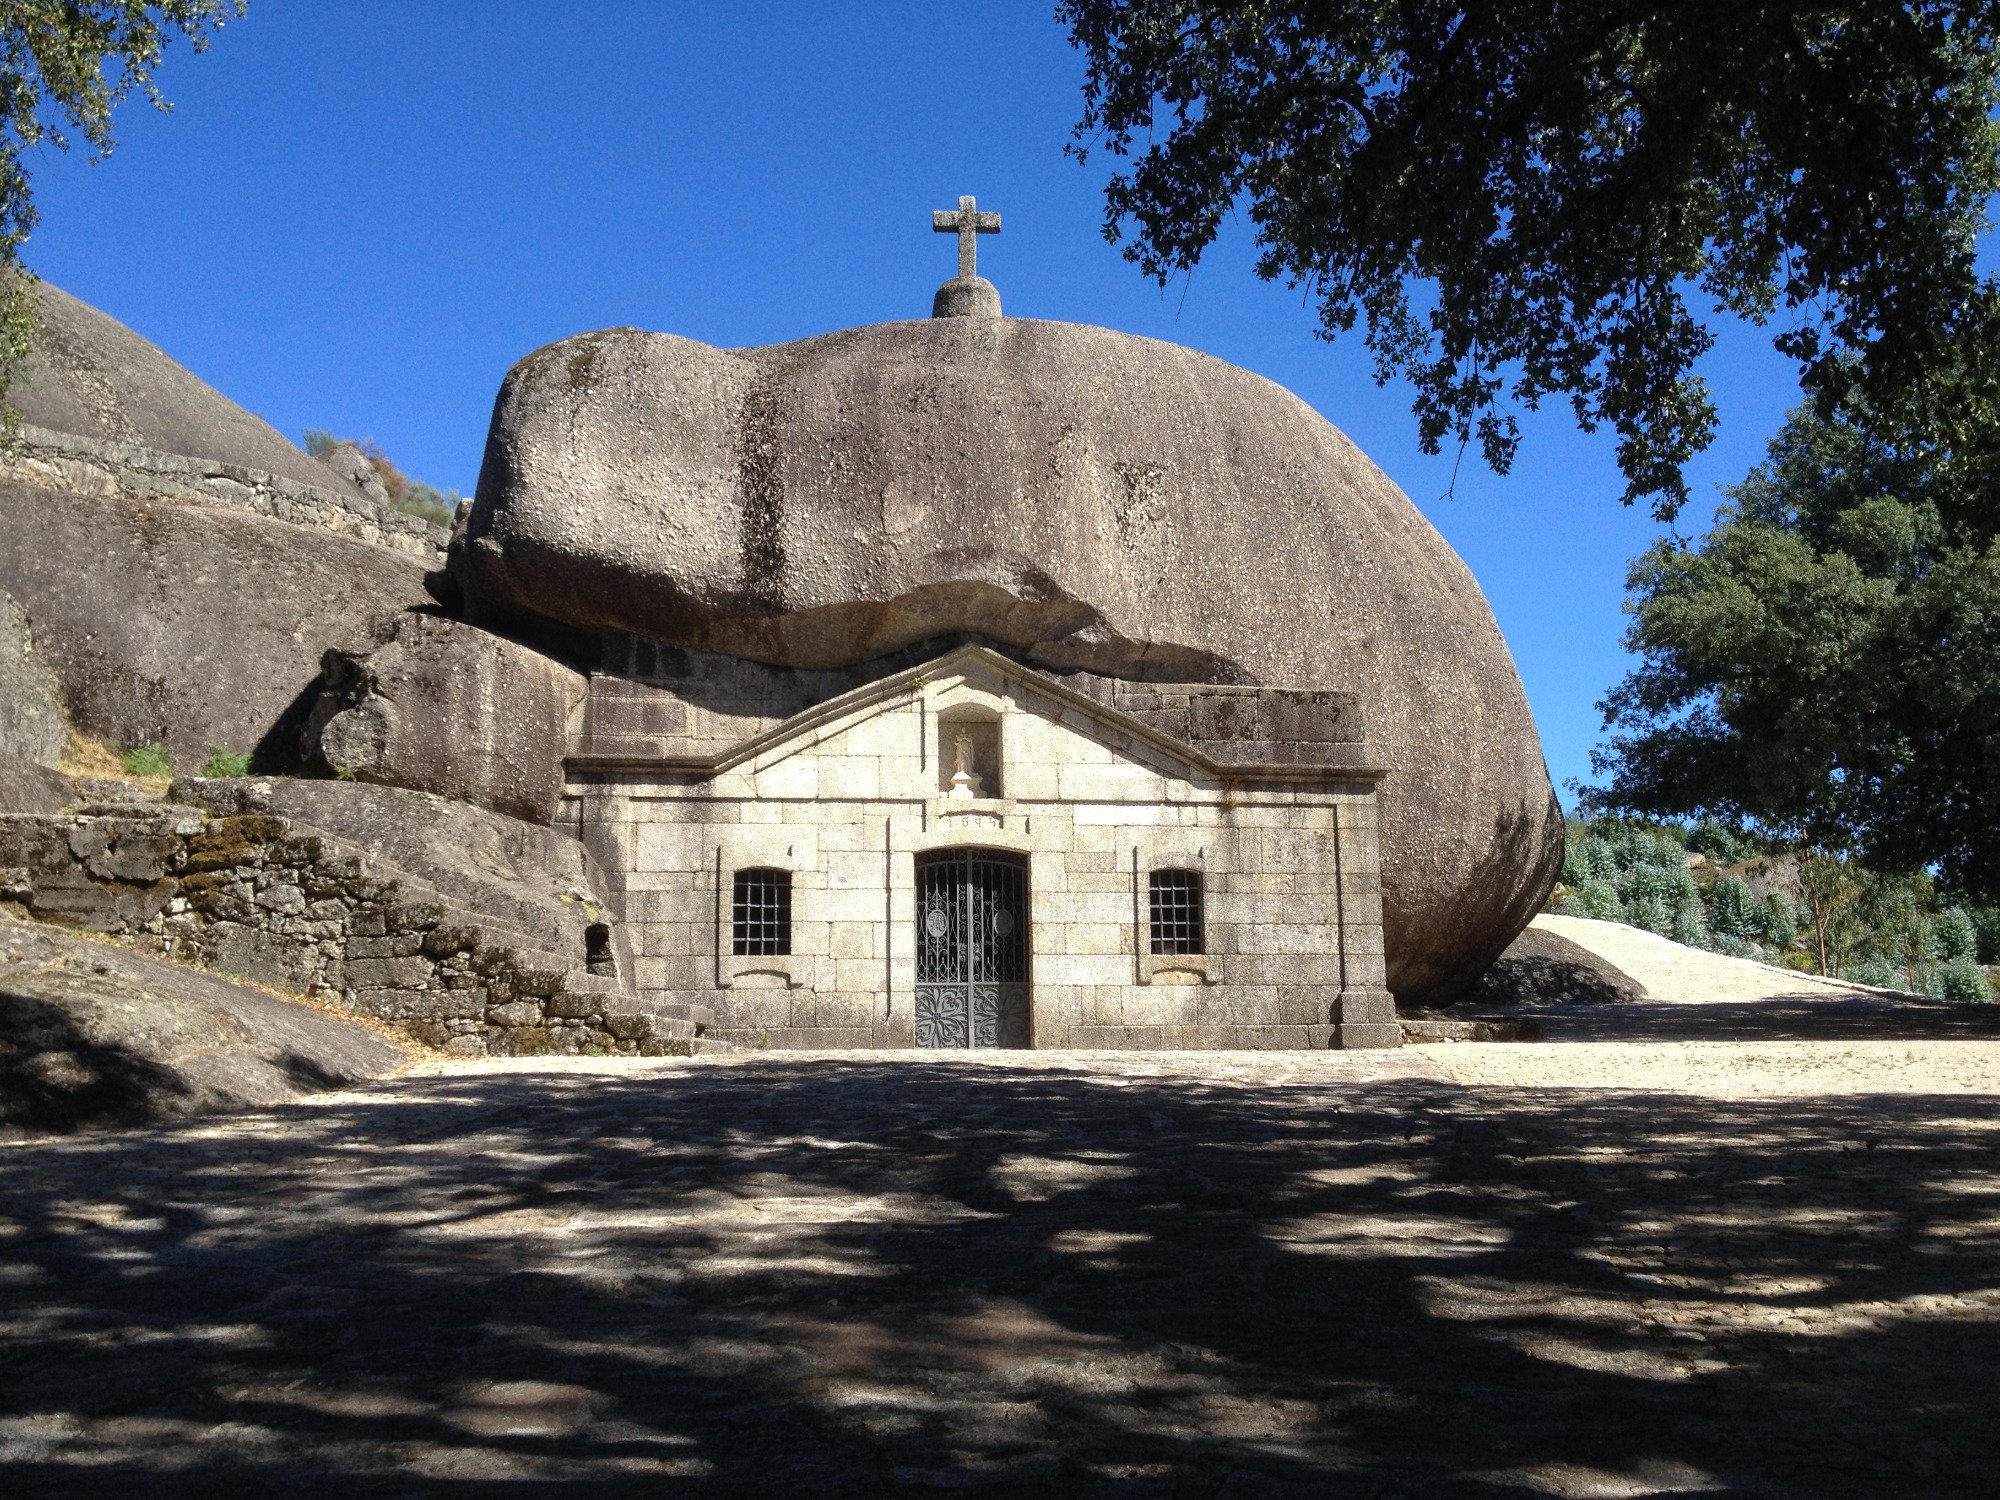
[0,914,407,1137]
[177,777,619,967]
[457,316,1563,1004]
[0,589,73,814]
[307,615,587,825]
[8,276,370,498]
[0,280,440,774]
[0,793,700,1058]
[0,478,433,772]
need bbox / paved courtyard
[2,1036,1998,1497]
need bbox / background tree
[1589,393,2000,900]
[0,2,244,416]
[1061,1,2000,516]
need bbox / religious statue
[947,728,984,799]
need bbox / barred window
[732,867,792,956]
[1148,869,1205,955]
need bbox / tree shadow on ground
[0,1060,1995,1497]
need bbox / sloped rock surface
[0,477,432,770]
[458,316,1563,1004]
[8,276,368,497]
[307,614,586,825]
[175,777,617,966]
[0,915,406,1136]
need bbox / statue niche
[936,711,1002,798]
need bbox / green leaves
[1062,1,2000,516]
[1592,396,2000,900]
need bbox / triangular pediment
[565,643,1380,784]
[710,645,1211,782]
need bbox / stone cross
[932,195,1001,280]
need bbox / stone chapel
[403,194,1564,1052]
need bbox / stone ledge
[2,424,450,562]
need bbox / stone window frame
[1132,844,1218,986]
[712,836,817,990]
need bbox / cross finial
[932,194,1001,280]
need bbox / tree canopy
[0,2,243,410]
[1060,1,2000,517]
[1589,394,2000,900]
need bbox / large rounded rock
[459,317,1562,1005]
[7,276,368,496]
[307,614,588,825]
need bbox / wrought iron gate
[915,848,1030,1048]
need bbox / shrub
[1625,894,1671,936]
[118,742,172,778]
[1618,864,1683,908]
[1846,954,1902,989]
[1936,907,1978,962]
[1712,932,1762,960]
[1561,840,1593,889]
[1580,837,1618,881]
[1709,875,1758,937]
[1938,957,1995,1004]
[303,428,337,458]
[394,485,456,528]
[200,747,251,778]
[1972,907,2000,964]
[1672,900,1712,949]
[1687,819,1751,862]
[1569,879,1624,922]
[1758,891,1800,951]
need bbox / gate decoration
[914,848,1030,1048]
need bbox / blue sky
[27,1,1809,801]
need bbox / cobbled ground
[2,1046,1997,1498]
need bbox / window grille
[732,867,792,956]
[1148,869,1205,955]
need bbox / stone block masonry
[0,801,709,1058]
[565,646,1399,1051]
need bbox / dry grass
[57,728,171,794]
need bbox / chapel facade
[559,641,1400,1051]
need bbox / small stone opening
[937,711,1002,798]
[585,922,617,976]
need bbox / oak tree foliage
[0,2,244,416]
[1060,1,2000,517]
[1591,394,2000,900]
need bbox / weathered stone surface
[314,439,393,504]
[458,317,1562,1003]
[1468,920,1649,1007]
[8,276,370,497]
[175,777,618,964]
[308,614,586,825]
[0,475,433,769]
[0,588,72,814]
[0,914,406,1136]
[0,589,64,770]
[0,754,72,815]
